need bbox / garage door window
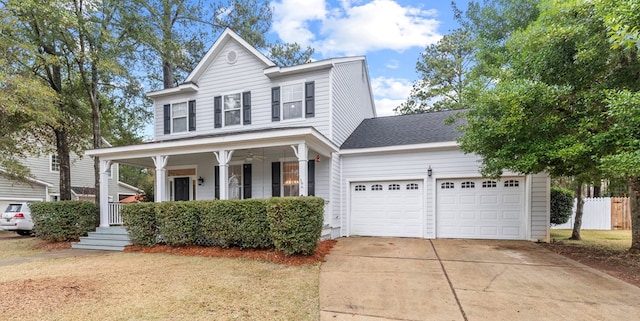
[441,182,455,189]
[372,184,383,191]
[504,180,519,187]
[354,185,366,191]
[388,184,400,190]
[407,183,419,190]
[461,181,475,189]
[482,180,497,188]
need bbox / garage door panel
[351,180,423,238]
[437,178,525,240]
[480,211,498,220]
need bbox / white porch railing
[108,202,124,225]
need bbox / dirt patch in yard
[32,240,73,251]
[539,242,640,288]
[0,277,100,314]
[124,239,337,266]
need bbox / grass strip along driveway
[0,233,319,321]
[542,229,640,287]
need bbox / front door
[174,177,190,201]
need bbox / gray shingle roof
[341,110,464,149]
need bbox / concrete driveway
[320,237,640,321]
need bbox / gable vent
[226,50,238,64]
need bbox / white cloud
[375,98,404,116]
[271,0,442,56]
[385,59,400,69]
[371,76,413,116]
[272,0,327,45]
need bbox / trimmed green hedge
[121,203,157,246]
[200,200,272,248]
[551,187,575,225]
[267,197,324,255]
[121,197,324,255]
[30,201,99,241]
[156,201,201,246]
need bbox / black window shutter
[243,164,252,199]
[214,166,220,199]
[163,104,171,134]
[271,162,281,197]
[308,159,315,196]
[214,96,222,128]
[242,91,251,125]
[305,81,315,118]
[188,100,196,131]
[271,87,280,121]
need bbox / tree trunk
[163,60,174,89]
[91,62,101,205]
[629,178,640,251]
[55,128,72,201]
[570,183,584,240]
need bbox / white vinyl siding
[153,40,332,141]
[331,61,375,145]
[530,172,550,241]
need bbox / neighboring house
[86,29,550,242]
[0,151,141,211]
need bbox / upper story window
[224,93,241,126]
[282,84,304,120]
[171,102,188,133]
[163,100,196,134]
[272,81,315,121]
[50,154,60,172]
[215,92,251,128]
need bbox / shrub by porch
[121,197,324,255]
[30,201,99,242]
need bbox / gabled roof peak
[185,28,276,83]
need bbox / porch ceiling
[86,127,338,167]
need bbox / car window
[4,204,22,212]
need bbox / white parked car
[1,203,34,236]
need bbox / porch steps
[71,227,131,251]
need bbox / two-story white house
[86,29,550,242]
[0,151,141,211]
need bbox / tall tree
[1,0,95,200]
[458,0,640,244]
[396,29,474,114]
[129,0,314,90]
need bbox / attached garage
[350,180,424,237]
[436,177,525,240]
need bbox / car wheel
[16,231,32,236]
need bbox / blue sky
[267,0,469,116]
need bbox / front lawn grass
[0,252,319,320]
[0,231,43,259]
[550,229,631,251]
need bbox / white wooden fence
[552,197,612,230]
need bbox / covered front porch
[86,127,338,228]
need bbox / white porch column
[152,155,169,202]
[214,150,234,199]
[99,159,112,227]
[291,143,308,196]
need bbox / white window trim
[170,101,188,134]
[221,91,243,127]
[279,80,306,122]
[50,154,60,173]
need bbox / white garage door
[350,180,423,237]
[437,178,525,240]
